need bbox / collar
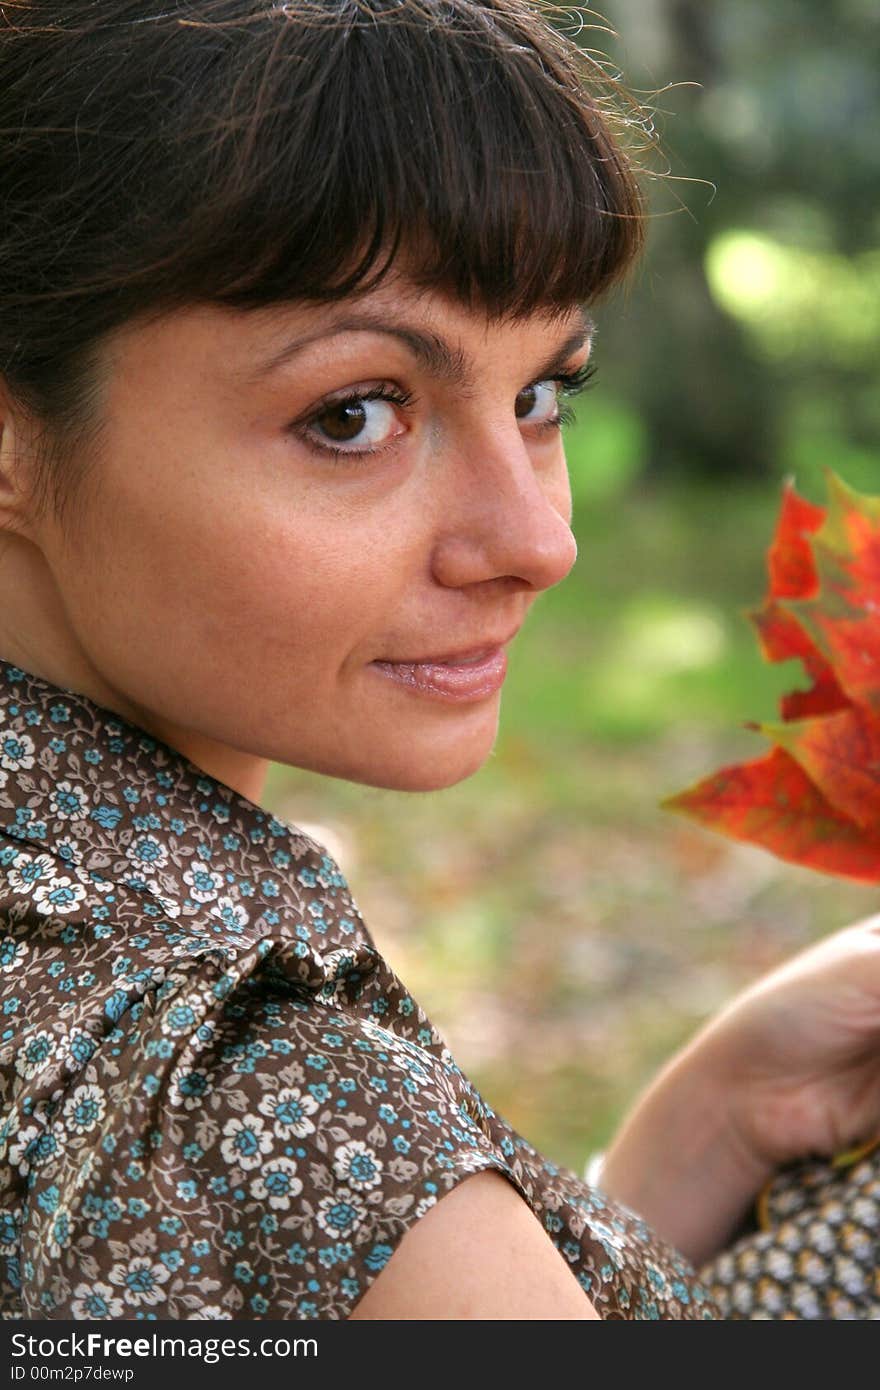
[0,658,376,992]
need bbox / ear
[0,381,38,539]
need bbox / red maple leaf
[663,472,880,882]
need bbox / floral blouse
[0,659,718,1320]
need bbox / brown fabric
[0,659,717,1319]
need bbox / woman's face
[8,275,586,796]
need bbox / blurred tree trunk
[596,0,778,479]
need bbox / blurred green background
[264,1,880,1173]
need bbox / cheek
[57,440,414,678]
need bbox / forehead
[108,281,593,393]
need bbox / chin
[386,716,502,792]
[382,759,488,794]
[305,725,499,794]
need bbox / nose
[429,427,578,593]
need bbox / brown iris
[514,386,539,418]
[314,400,368,442]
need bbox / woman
[1,0,879,1321]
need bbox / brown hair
[0,0,646,524]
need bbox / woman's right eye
[298,387,413,458]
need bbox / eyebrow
[250,305,595,388]
[530,313,595,382]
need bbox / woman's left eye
[515,380,561,425]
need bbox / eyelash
[293,361,598,463]
[547,361,598,431]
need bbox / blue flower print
[364,1244,393,1272]
[126,836,167,871]
[249,1158,303,1211]
[332,1142,383,1191]
[0,940,26,973]
[180,861,221,906]
[210,898,249,934]
[108,1257,170,1309]
[65,1034,94,1061]
[0,733,35,772]
[315,1191,366,1239]
[33,876,87,916]
[63,1085,106,1136]
[219,1116,273,1171]
[50,782,87,821]
[70,1285,124,1319]
[104,991,129,1023]
[7,853,54,893]
[16,1031,57,1080]
[164,1004,199,1036]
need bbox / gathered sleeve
[16,954,522,1320]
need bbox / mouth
[369,630,519,703]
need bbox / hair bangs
[157,2,645,319]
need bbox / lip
[369,628,519,703]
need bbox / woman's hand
[694,914,880,1165]
[598,914,880,1268]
